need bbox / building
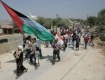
[1,25,13,34]
[27,13,38,20]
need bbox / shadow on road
[5,58,29,63]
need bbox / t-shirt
[64,34,68,39]
[72,35,77,41]
[91,35,94,40]
[32,42,38,51]
[52,42,61,50]
[25,40,31,49]
[36,39,42,49]
[83,34,88,39]
[85,37,89,42]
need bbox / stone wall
[0,29,3,34]
[0,34,23,54]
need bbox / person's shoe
[58,59,60,61]
[52,61,55,65]
[35,65,38,70]
[25,68,28,72]
[35,67,38,70]
[40,57,43,59]
[15,76,19,79]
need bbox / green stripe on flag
[22,24,54,43]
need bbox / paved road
[0,43,105,80]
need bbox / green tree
[44,18,52,29]
[87,16,96,27]
[57,19,71,27]
[96,9,105,33]
[36,17,45,25]
[11,22,19,33]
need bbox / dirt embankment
[95,37,105,57]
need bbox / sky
[0,0,105,20]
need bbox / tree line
[11,8,105,33]
[87,9,105,33]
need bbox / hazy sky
[0,0,105,20]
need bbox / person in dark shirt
[63,37,67,51]
[76,35,80,51]
[23,35,26,49]
[72,33,77,49]
[13,45,28,79]
[52,38,61,65]
[90,33,94,46]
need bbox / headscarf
[18,45,23,52]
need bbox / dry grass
[96,41,105,56]
[95,38,105,56]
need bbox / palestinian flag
[55,32,64,45]
[0,1,54,43]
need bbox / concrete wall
[0,34,23,54]
[0,29,3,34]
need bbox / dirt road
[0,43,105,80]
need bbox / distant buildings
[1,25,13,34]
[27,13,38,20]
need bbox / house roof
[1,25,13,29]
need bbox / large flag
[55,32,64,45]
[0,1,54,43]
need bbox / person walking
[76,35,80,51]
[30,38,38,64]
[90,33,94,46]
[35,47,40,70]
[63,37,67,51]
[23,35,26,49]
[13,45,28,79]
[25,36,32,58]
[72,33,77,49]
[52,38,61,65]
[84,36,90,49]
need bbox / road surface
[0,43,105,80]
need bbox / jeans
[85,42,88,49]
[30,53,35,63]
[72,40,76,49]
[25,49,31,58]
[63,44,67,51]
[39,49,43,58]
[90,39,94,46]
[53,50,60,63]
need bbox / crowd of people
[13,24,94,79]
[49,25,94,64]
[14,36,42,79]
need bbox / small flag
[0,1,54,43]
[55,32,64,45]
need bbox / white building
[27,13,37,20]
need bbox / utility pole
[56,14,59,32]
[86,14,88,30]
